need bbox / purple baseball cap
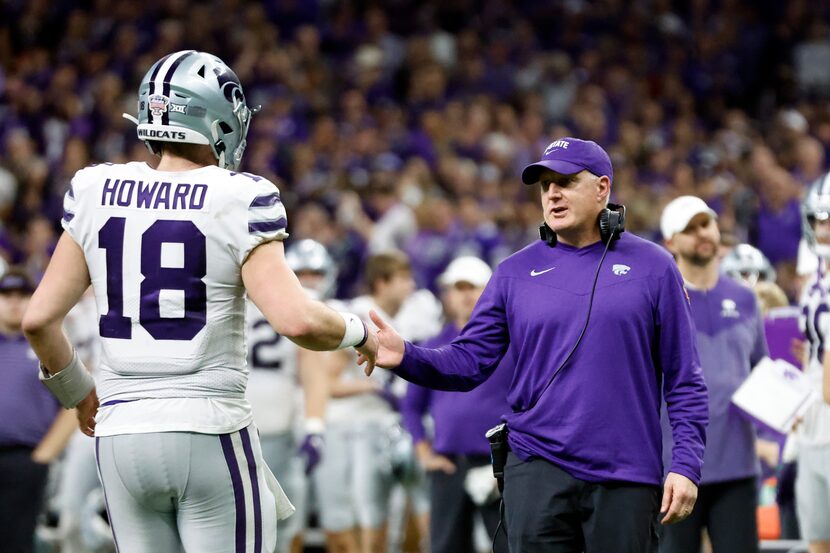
[521,137,614,184]
[0,267,35,294]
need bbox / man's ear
[596,175,611,203]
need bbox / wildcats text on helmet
[138,128,187,140]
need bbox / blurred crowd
[3,0,830,298]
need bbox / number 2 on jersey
[98,217,207,340]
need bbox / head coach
[363,137,709,552]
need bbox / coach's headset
[488,201,628,546]
[538,202,626,247]
[519,202,627,414]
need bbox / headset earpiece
[599,203,626,244]
[540,203,626,247]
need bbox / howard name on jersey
[62,161,288,408]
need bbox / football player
[246,238,340,553]
[313,251,441,553]
[797,174,830,553]
[21,50,377,553]
[721,243,777,287]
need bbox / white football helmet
[285,239,338,299]
[124,50,258,170]
[803,172,830,259]
[721,244,776,286]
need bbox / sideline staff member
[661,196,766,553]
[364,138,709,552]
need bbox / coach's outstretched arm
[360,275,509,392]
[242,240,378,369]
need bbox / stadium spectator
[661,197,768,553]
[2,2,830,298]
[366,138,709,552]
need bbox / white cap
[438,256,493,288]
[660,195,718,239]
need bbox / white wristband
[304,417,325,435]
[38,350,95,409]
[337,312,368,349]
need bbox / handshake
[354,310,405,376]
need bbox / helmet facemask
[721,244,776,286]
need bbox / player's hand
[660,472,698,524]
[422,452,456,474]
[756,439,780,468]
[358,310,405,375]
[355,328,378,376]
[297,433,324,475]
[76,388,99,437]
[416,441,456,474]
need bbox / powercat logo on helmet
[138,129,187,140]
[148,94,170,117]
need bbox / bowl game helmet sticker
[148,94,170,117]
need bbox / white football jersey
[798,267,830,446]
[61,161,288,435]
[245,296,347,434]
[324,291,442,423]
[64,289,102,373]
[245,301,300,435]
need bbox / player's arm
[297,347,341,420]
[22,232,90,373]
[23,233,98,433]
[242,241,377,365]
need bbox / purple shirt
[402,323,514,456]
[396,234,709,486]
[0,333,60,448]
[662,277,768,485]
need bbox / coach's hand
[76,388,99,437]
[660,472,698,524]
[359,310,405,375]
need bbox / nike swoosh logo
[530,267,556,276]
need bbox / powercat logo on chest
[612,264,630,276]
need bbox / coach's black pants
[0,446,50,553]
[659,477,759,553]
[503,452,660,553]
[429,454,507,553]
